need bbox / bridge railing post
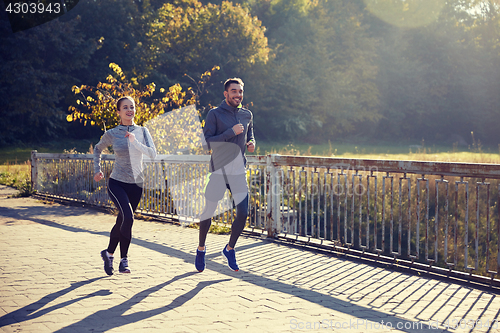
[30,150,38,192]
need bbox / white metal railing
[31,151,500,287]
[30,151,254,225]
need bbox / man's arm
[246,115,255,152]
[246,115,255,145]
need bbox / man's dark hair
[224,78,244,91]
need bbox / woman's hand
[94,172,104,182]
[125,131,135,143]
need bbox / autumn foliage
[67,63,198,130]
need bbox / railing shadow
[3,204,499,332]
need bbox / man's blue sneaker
[222,245,239,271]
[119,257,130,273]
[100,249,114,276]
[195,248,206,272]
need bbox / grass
[188,222,232,234]
[3,137,499,164]
[0,162,33,196]
[0,139,97,164]
[250,141,500,164]
[0,139,96,196]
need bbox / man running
[195,78,255,272]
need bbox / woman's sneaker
[100,250,114,276]
[195,248,206,272]
[119,258,130,273]
[222,245,239,271]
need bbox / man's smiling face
[224,83,244,108]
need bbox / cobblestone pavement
[0,185,499,333]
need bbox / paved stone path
[0,185,499,333]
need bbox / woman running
[93,96,157,275]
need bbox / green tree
[68,63,197,131]
[143,0,269,108]
[247,0,380,142]
[454,0,500,145]
[371,0,500,144]
[64,0,151,87]
[68,0,269,115]
[0,14,96,145]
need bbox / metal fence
[31,151,500,287]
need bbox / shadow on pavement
[54,273,230,333]
[1,205,479,333]
[0,277,108,327]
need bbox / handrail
[270,155,500,178]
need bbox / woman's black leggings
[107,178,143,258]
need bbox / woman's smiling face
[117,98,135,125]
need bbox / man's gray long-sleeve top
[204,100,255,173]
